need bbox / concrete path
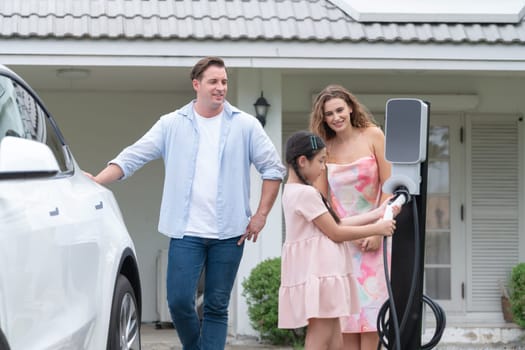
[141,322,525,350]
[140,323,294,350]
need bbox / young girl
[278,130,396,350]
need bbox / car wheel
[0,328,10,350]
[107,274,141,350]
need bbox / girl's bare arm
[313,212,395,243]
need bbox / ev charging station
[378,99,446,350]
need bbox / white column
[230,68,283,336]
[518,115,525,261]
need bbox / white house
[1,0,524,346]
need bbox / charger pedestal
[387,163,428,349]
[382,98,430,349]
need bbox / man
[87,56,285,349]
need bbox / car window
[0,74,71,173]
[0,76,27,141]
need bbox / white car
[0,64,142,350]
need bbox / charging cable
[376,189,446,350]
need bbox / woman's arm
[370,126,392,201]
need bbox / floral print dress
[327,155,391,333]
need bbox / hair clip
[310,135,318,150]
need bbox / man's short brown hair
[190,56,226,81]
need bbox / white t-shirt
[184,110,222,239]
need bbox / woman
[310,85,392,350]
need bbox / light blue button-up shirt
[110,100,286,239]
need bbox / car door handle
[95,201,103,210]
[49,207,59,216]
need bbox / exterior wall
[282,71,525,116]
[232,69,283,336]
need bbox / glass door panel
[424,116,464,311]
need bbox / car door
[0,74,104,350]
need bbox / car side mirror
[0,136,59,177]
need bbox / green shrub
[241,257,305,346]
[510,262,525,327]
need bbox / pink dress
[327,155,391,333]
[278,183,360,329]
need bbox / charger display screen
[385,99,426,164]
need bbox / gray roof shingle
[1,0,524,43]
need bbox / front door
[424,115,465,313]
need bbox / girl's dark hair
[285,130,340,223]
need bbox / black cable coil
[376,193,446,350]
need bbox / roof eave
[3,38,525,72]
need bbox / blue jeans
[166,236,244,350]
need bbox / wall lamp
[253,92,270,127]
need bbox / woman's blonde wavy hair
[309,84,376,141]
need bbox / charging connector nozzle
[383,187,411,220]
